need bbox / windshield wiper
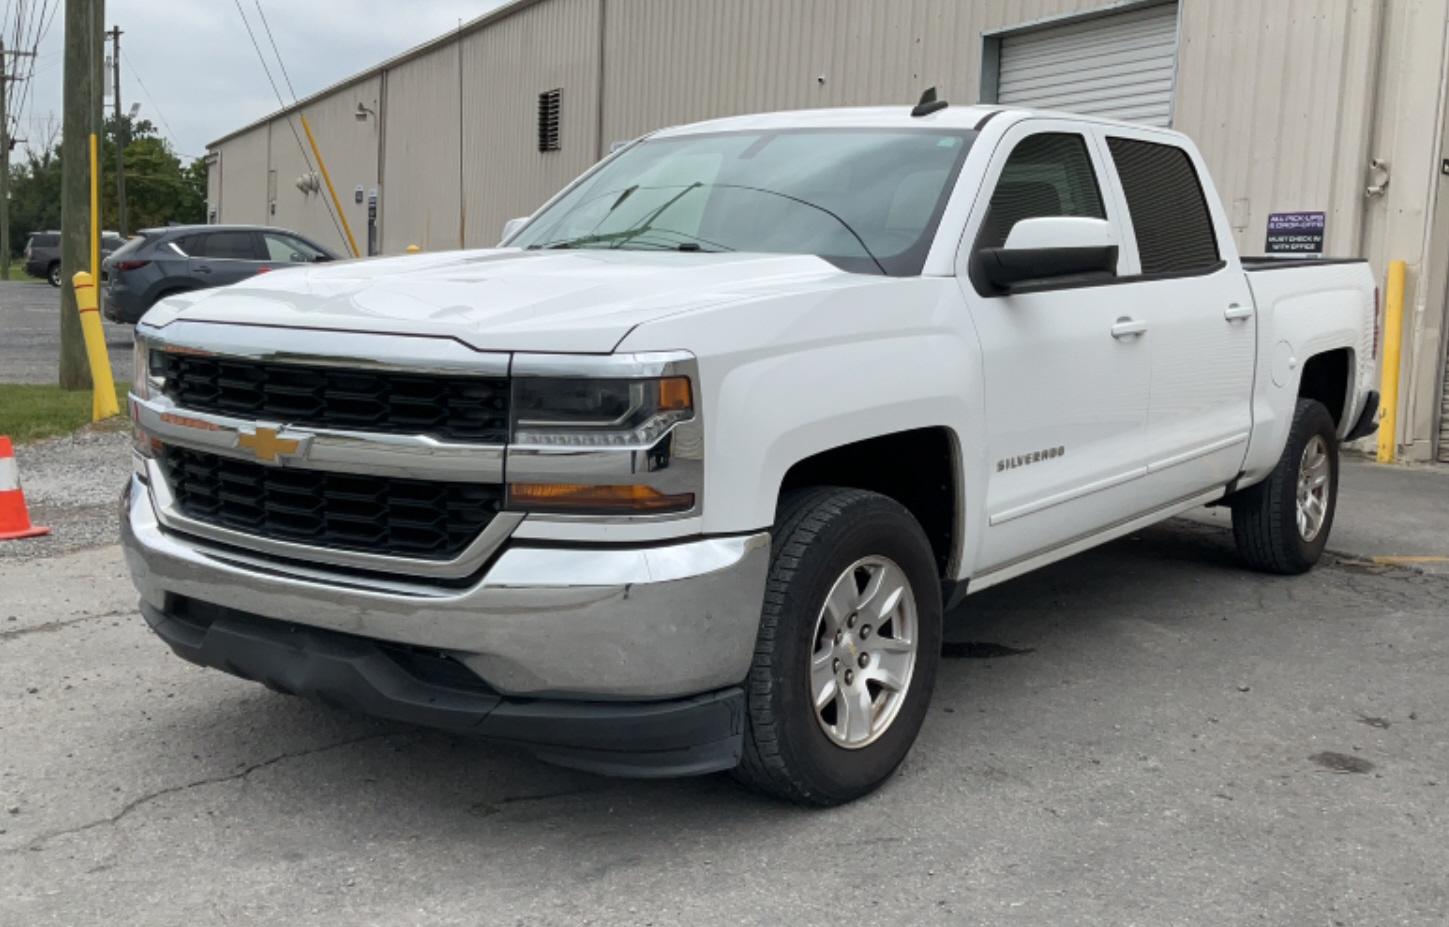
[533,226,730,253]
[534,183,704,252]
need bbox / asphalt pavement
[0,279,134,384]
[1,439,1446,925]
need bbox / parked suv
[102,225,336,324]
[24,230,126,286]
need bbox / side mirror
[500,216,530,244]
[974,217,1118,294]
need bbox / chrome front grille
[159,445,503,561]
[153,352,511,444]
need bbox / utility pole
[1,39,9,282]
[0,42,37,281]
[108,26,124,236]
[59,0,103,389]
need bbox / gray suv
[102,225,336,324]
[24,230,126,286]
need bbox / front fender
[618,277,986,576]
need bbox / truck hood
[142,248,855,353]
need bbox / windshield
[511,128,976,276]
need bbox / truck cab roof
[652,104,1185,139]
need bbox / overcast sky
[20,0,510,160]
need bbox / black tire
[734,487,942,806]
[47,262,61,287]
[1231,398,1339,574]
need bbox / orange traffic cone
[0,436,49,540]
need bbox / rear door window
[977,133,1106,250]
[192,231,262,260]
[1105,137,1220,275]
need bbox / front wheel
[47,262,61,287]
[1231,398,1340,574]
[734,487,942,806]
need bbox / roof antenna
[911,86,948,118]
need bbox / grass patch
[0,264,44,282]
[0,382,130,444]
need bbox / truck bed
[1241,256,1368,271]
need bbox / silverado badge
[997,446,1066,472]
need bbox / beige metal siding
[1172,0,1379,260]
[600,0,1108,145]
[215,126,269,226]
[266,75,381,258]
[381,43,463,253]
[996,2,1180,127]
[460,0,601,247]
[205,154,222,222]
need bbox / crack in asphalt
[0,609,133,642]
[4,731,404,855]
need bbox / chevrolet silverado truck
[122,102,1379,806]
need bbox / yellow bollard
[71,272,120,421]
[1376,260,1407,463]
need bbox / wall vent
[537,89,562,152]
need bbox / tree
[7,114,206,257]
[7,145,63,250]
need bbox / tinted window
[33,234,59,248]
[262,233,327,263]
[1106,137,1220,275]
[978,133,1105,249]
[192,231,260,260]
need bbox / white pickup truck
[122,101,1379,805]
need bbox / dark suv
[102,225,337,324]
[24,230,126,286]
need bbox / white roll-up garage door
[996,2,1180,127]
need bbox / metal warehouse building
[207,0,1449,463]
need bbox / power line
[232,0,348,250]
[253,0,297,101]
[119,48,186,152]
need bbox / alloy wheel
[1296,434,1331,542]
[809,555,919,750]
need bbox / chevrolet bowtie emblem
[237,426,306,464]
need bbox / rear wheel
[46,262,61,287]
[1231,398,1339,574]
[734,487,942,806]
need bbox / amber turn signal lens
[657,376,692,412]
[507,482,695,514]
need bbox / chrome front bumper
[121,475,770,700]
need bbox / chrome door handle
[1225,303,1254,321]
[1111,317,1148,340]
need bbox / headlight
[506,354,702,518]
[129,339,164,463]
[512,376,692,446]
[131,339,151,400]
